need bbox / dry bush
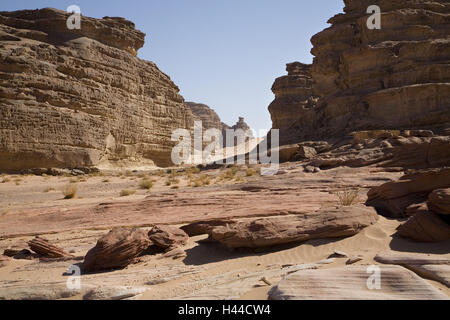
[1,177,11,183]
[246,168,256,177]
[336,189,359,206]
[139,179,153,190]
[102,179,110,183]
[120,189,136,197]
[62,183,78,199]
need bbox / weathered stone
[297,146,317,160]
[269,1,450,144]
[0,8,195,170]
[27,236,73,259]
[148,225,188,250]
[83,228,151,272]
[375,253,450,287]
[397,211,450,242]
[209,205,378,249]
[269,266,448,300]
[181,219,234,237]
[428,188,450,215]
[366,168,450,217]
[83,286,147,300]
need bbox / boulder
[83,228,151,272]
[268,266,449,300]
[28,236,74,259]
[366,168,450,217]
[148,225,188,250]
[297,146,317,159]
[397,211,450,242]
[181,219,234,237]
[428,188,450,215]
[209,205,378,249]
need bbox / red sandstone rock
[27,236,73,259]
[397,211,450,242]
[148,225,188,250]
[209,205,378,249]
[83,228,151,272]
[428,188,450,215]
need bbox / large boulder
[268,266,449,300]
[148,225,188,250]
[209,205,378,249]
[428,188,450,215]
[0,8,195,170]
[366,168,450,217]
[83,228,151,272]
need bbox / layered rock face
[185,102,230,132]
[0,8,194,170]
[268,62,318,145]
[272,0,450,143]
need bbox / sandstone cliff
[185,102,229,132]
[0,8,194,170]
[271,0,450,143]
[268,62,318,145]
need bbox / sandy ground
[0,164,449,300]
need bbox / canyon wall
[270,0,450,144]
[0,8,194,170]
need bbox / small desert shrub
[43,187,55,193]
[102,179,110,183]
[336,189,359,206]
[139,179,153,190]
[171,185,179,190]
[120,189,136,197]
[246,168,256,177]
[1,177,10,183]
[125,170,133,176]
[62,183,78,199]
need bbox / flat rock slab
[210,205,378,248]
[269,266,449,300]
[375,253,450,287]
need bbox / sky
[1,0,344,131]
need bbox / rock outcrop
[27,236,73,259]
[0,8,195,170]
[185,102,229,132]
[147,225,188,250]
[83,228,151,272]
[367,168,450,242]
[268,62,318,145]
[271,0,450,144]
[209,205,378,249]
[268,265,449,300]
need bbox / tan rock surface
[0,8,194,170]
[209,205,378,249]
[148,225,188,250]
[268,265,449,300]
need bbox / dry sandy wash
[0,164,448,300]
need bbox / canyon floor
[0,163,449,300]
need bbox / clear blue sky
[1,0,344,131]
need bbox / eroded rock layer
[273,0,450,143]
[0,8,194,170]
[268,62,318,145]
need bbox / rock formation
[268,62,318,145]
[366,168,450,242]
[185,102,229,132]
[147,225,188,250]
[0,8,195,170]
[83,227,151,272]
[209,205,378,249]
[268,265,449,300]
[27,236,73,259]
[270,0,450,144]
